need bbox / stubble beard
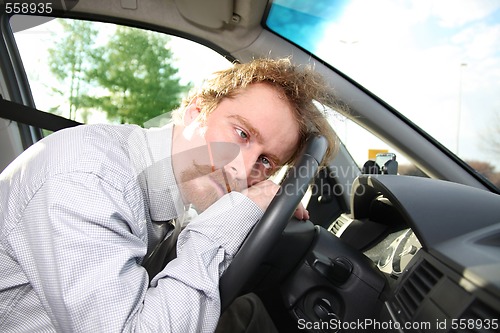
[179,162,234,213]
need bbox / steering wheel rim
[219,135,328,311]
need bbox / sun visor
[175,0,234,29]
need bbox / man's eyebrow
[229,114,261,141]
[228,114,281,165]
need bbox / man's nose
[208,140,269,187]
[208,142,240,169]
[225,148,265,187]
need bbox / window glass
[11,16,232,128]
[327,110,427,177]
[266,0,499,188]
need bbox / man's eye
[236,128,248,140]
[260,156,272,170]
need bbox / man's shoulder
[55,123,143,145]
[61,124,148,182]
[41,123,140,164]
[2,124,146,189]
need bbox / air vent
[395,260,443,319]
[451,300,500,333]
[328,214,352,236]
[331,218,345,234]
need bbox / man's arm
[139,191,262,332]
[13,172,262,332]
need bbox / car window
[9,15,426,179]
[327,111,427,177]
[266,0,500,188]
[10,16,232,130]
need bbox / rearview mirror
[362,153,398,175]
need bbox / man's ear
[183,97,202,126]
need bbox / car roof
[70,0,269,61]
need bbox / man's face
[176,83,300,212]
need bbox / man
[0,58,338,332]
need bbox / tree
[466,160,500,188]
[480,111,500,160]
[82,26,191,125]
[48,20,191,126]
[48,20,98,122]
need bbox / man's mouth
[208,173,229,197]
[209,164,233,194]
[190,162,235,196]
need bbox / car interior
[1,1,499,332]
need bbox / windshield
[266,0,500,189]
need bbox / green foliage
[48,20,192,126]
[48,20,98,121]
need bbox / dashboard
[253,174,500,332]
[328,214,422,280]
[325,175,500,332]
[376,229,421,276]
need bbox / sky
[311,0,500,167]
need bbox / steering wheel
[219,135,328,311]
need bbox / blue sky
[269,0,500,168]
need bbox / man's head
[171,58,340,212]
[174,58,339,165]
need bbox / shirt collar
[129,124,185,222]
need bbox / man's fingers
[294,204,309,220]
[243,181,310,221]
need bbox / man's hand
[242,180,310,220]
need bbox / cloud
[430,0,500,27]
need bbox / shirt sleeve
[13,171,262,333]
[143,191,263,332]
